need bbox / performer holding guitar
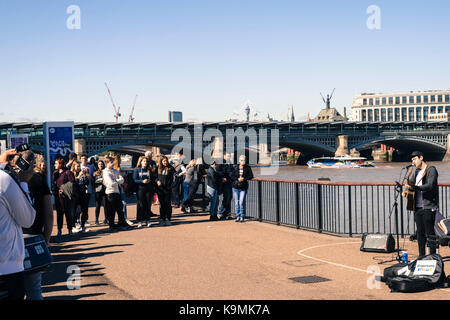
[403,151,439,257]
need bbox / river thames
[253,162,450,183]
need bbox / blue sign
[43,122,74,191]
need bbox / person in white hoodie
[0,149,36,300]
[102,156,129,230]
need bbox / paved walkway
[41,204,450,300]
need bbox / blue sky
[1,0,449,123]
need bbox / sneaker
[137,222,143,228]
[165,220,172,226]
[72,226,82,233]
[81,227,90,232]
[185,207,191,213]
[126,219,133,226]
[103,219,109,225]
[217,214,223,220]
[240,217,245,223]
[94,220,100,226]
[235,217,240,222]
[146,221,152,227]
[85,221,91,227]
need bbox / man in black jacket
[405,151,439,257]
[217,153,233,220]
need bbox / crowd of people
[0,145,255,300]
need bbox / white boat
[307,155,376,168]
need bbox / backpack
[434,209,450,246]
[382,254,446,293]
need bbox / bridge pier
[74,138,87,155]
[334,135,349,157]
[443,134,450,162]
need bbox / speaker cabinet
[360,233,395,253]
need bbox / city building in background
[351,90,450,122]
[168,111,183,122]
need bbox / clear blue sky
[1,0,449,123]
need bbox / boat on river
[307,155,376,168]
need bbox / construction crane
[128,94,138,122]
[104,82,121,122]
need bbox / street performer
[403,151,439,257]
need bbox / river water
[253,162,450,184]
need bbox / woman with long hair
[156,155,175,226]
[71,161,90,232]
[52,158,75,236]
[94,159,107,225]
[133,156,153,228]
[113,155,132,226]
[230,155,254,223]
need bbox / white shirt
[0,170,36,275]
[102,168,124,194]
[415,165,427,208]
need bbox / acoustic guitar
[401,166,429,212]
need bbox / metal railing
[238,178,450,237]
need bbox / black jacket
[217,163,233,186]
[156,165,175,193]
[206,166,223,190]
[230,164,254,190]
[407,165,439,210]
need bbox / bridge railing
[238,178,450,237]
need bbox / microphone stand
[378,166,410,265]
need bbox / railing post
[258,180,262,222]
[276,182,280,225]
[295,183,300,229]
[317,184,323,233]
[348,185,352,237]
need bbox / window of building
[362,110,367,121]
[416,96,422,104]
[446,106,450,113]
[423,107,429,121]
[395,108,400,121]
[445,95,450,103]
[402,96,407,104]
[438,95,443,103]
[381,108,386,122]
[438,106,443,113]
[388,108,393,121]
[369,98,373,105]
[409,96,414,104]
[374,109,380,121]
[431,95,435,103]
[408,107,415,121]
[395,97,400,105]
[363,99,367,106]
[389,97,394,105]
[401,107,407,121]
[431,106,436,114]
[382,97,386,105]
[368,109,373,122]
[424,95,429,103]
[416,107,422,121]
[375,98,380,106]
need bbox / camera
[15,143,30,152]
[15,155,31,172]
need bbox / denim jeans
[232,188,247,218]
[207,186,219,217]
[182,182,190,205]
[219,184,232,215]
[23,271,43,300]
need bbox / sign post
[43,122,75,192]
